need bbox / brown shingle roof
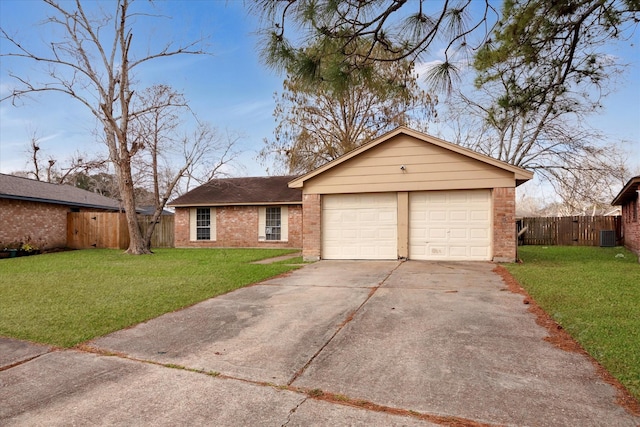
[0,173,121,210]
[168,176,302,207]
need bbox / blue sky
[1,0,639,182]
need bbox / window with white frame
[196,208,210,240]
[258,206,288,242]
[265,207,281,240]
[190,207,216,241]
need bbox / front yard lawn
[0,248,300,348]
[504,246,640,402]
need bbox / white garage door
[323,193,397,260]
[409,190,491,261]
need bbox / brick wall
[174,205,302,249]
[492,187,517,262]
[622,198,640,258]
[0,199,69,249]
[302,194,321,261]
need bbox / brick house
[0,173,121,250]
[168,176,303,249]
[612,175,640,260]
[170,127,533,262]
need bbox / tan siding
[303,135,514,194]
[305,178,514,194]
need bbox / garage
[409,190,491,260]
[322,193,397,259]
[288,127,533,262]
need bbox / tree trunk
[115,156,151,255]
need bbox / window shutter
[281,206,288,242]
[209,208,216,241]
[189,208,197,241]
[258,207,266,241]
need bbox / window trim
[258,206,288,242]
[189,207,216,241]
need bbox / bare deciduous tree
[1,0,207,254]
[23,131,106,185]
[128,85,240,249]
[431,0,638,213]
[438,89,631,213]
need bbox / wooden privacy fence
[67,212,174,249]
[518,216,621,246]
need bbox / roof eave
[168,201,302,208]
[0,193,121,211]
[611,176,640,205]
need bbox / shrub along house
[612,175,640,259]
[0,173,121,250]
[171,127,533,262]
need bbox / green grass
[505,246,640,401]
[0,248,300,348]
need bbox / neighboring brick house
[0,173,121,250]
[168,176,303,249]
[612,175,640,260]
[170,127,533,262]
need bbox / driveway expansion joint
[0,349,55,372]
[287,261,404,385]
[281,395,308,426]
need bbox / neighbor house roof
[289,127,534,188]
[168,175,302,207]
[0,173,122,210]
[611,175,640,206]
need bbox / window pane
[196,208,210,227]
[266,207,281,241]
[196,228,210,240]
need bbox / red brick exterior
[300,189,516,262]
[0,199,68,249]
[492,187,517,262]
[174,205,302,249]
[621,196,640,258]
[173,188,517,262]
[0,198,113,250]
[302,194,322,261]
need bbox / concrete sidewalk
[1,261,638,426]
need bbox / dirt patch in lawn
[494,265,640,416]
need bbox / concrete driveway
[1,260,638,426]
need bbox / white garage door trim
[409,190,491,261]
[322,193,397,260]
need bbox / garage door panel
[429,228,447,239]
[429,211,447,221]
[449,228,469,239]
[410,190,491,261]
[471,246,491,257]
[450,210,468,221]
[470,210,490,221]
[428,246,448,257]
[323,193,397,260]
[470,228,489,239]
[449,246,468,257]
